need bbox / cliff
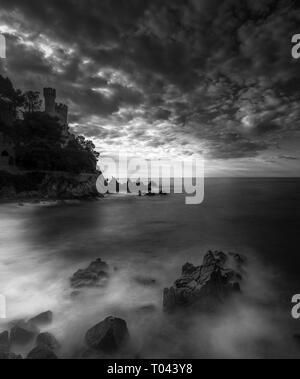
[0,171,101,201]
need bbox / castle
[0,87,72,172]
[43,88,68,126]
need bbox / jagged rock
[85,316,129,353]
[10,321,39,346]
[70,258,109,289]
[29,311,53,327]
[0,331,10,354]
[163,251,245,312]
[27,345,58,360]
[36,333,60,351]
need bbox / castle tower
[43,88,56,116]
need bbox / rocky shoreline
[0,172,102,203]
[0,251,252,360]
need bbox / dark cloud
[0,0,300,164]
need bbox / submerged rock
[27,345,58,360]
[70,258,109,289]
[163,251,245,312]
[29,311,53,327]
[37,333,60,351]
[0,352,23,360]
[134,276,157,286]
[10,321,39,346]
[85,316,129,353]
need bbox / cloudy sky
[0,0,300,176]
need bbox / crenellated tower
[43,88,56,116]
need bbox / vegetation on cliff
[0,75,100,174]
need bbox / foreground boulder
[37,332,60,351]
[27,345,58,360]
[10,321,39,346]
[85,317,129,353]
[163,251,245,312]
[29,311,53,327]
[70,258,109,289]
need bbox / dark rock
[0,331,9,354]
[163,251,245,312]
[70,258,109,289]
[29,311,53,327]
[10,321,39,346]
[134,276,157,286]
[40,175,100,200]
[36,333,60,351]
[27,345,58,360]
[85,316,129,353]
[0,352,23,360]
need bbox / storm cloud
[0,0,300,174]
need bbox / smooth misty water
[0,178,300,358]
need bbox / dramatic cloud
[0,0,300,175]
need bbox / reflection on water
[0,178,300,358]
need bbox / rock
[135,305,157,314]
[36,333,60,351]
[85,316,129,353]
[10,321,39,346]
[40,175,100,200]
[0,352,23,360]
[0,331,9,354]
[27,345,58,360]
[70,258,109,289]
[29,311,53,327]
[134,276,157,286]
[163,251,245,312]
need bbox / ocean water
[0,178,300,358]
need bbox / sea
[0,178,300,358]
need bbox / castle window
[1,151,9,157]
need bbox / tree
[0,75,25,112]
[24,91,42,114]
[75,135,100,160]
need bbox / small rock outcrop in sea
[29,311,53,327]
[85,316,129,353]
[70,258,110,289]
[27,345,58,360]
[37,332,60,351]
[163,251,245,312]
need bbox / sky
[0,0,300,177]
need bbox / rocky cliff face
[0,172,101,201]
[163,251,245,312]
[40,174,99,199]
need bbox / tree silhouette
[24,91,42,113]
